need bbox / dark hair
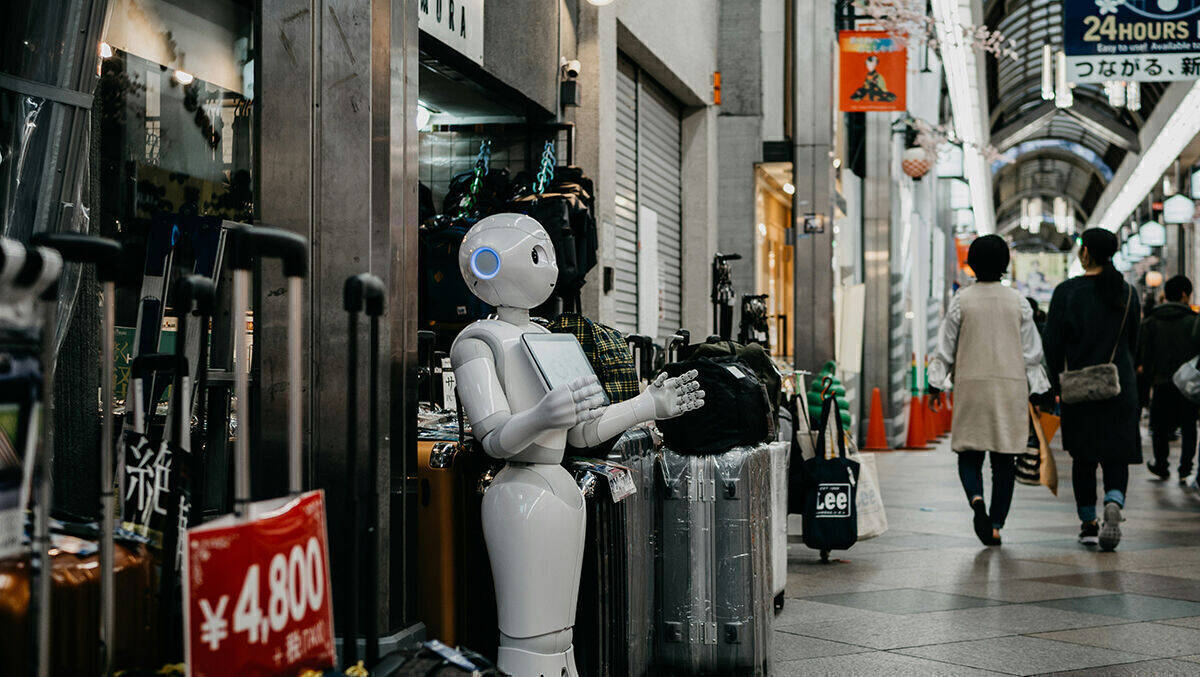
[1164,274,1193,302]
[966,234,1010,282]
[1079,228,1125,309]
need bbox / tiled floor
[775,436,1200,676]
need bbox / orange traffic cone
[940,394,953,433]
[923,394,941,440]
[863,387,890,451]
[903,395,930,450]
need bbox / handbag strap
[814,378,848,460]
[1108,284,1133,363]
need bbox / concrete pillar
[862,113,897,439]
[791,0,836,372]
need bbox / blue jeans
[1071,457,1128,522]
[958,451,1017,530]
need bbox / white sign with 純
[419,0,484,65]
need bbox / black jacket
[1139,302,1198,386]
[1043,277,1141,464]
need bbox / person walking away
[1139,275,1198,484]
[1043,228,1141,551]
[929,235,1051,546]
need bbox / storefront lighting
[1114,253,1130,271]
[1128,235,1151,258]
[948,179,971,210]
[1139,219,1166,247]
[1146,270,1164,287]
[757,222,767,237]
[936,144,964,179]
[1053,197,1068,234]
[782,182,795,195]
[99,41,113,59]
[1093,80,1200,231]
[173,70,195,85]
[586,0,615,5]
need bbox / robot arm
[453,337,607,459]
[567,370,704,448]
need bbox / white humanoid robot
[450,213,704,677]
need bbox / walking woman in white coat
[928,235,1051,546]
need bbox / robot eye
[531,247,539,264]
[532,244,548,265]
[470,246,501,279]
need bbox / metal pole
[288,276,303,494]
[233,269,251,517]
[35,300,56,677]
[99,279,115,676]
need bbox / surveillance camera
[562,59,582,79]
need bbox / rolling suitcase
[569,426,655,677]
[654,447,717,674]
[713,445,773,676]
[765,440,790,613]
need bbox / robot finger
[567,375,595,391]
[684,380,700,393]
[576,395,606,412]
[679,369,699,383]
[571,383,604,402]
[652,372,668,388]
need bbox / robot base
[497,644,579,677]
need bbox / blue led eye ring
[470,246,501,279]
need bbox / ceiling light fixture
[1093,80,1200,231]
[932,0,995,233]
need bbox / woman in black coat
[1043,228,1140,552]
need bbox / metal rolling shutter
[636,76,683,338]
[612,58,640,335]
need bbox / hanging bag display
[801,385,860,552]
[1059,285,1132,404]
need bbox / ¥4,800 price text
[198,536,326,651]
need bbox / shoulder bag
[1058,285,1132,404]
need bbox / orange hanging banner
[838,31,907,113]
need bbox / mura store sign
[1064,0,1200,83]
[419,0,483,65]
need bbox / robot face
[459,213,558,309]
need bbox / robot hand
[535,375,607,428]
[647,369,705,420]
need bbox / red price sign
[184,491,336,676]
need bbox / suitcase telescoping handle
[174,276,216,523]
[30,232,123,677]
[15,244,63,677]
[171,276,216,447]
[342,273,385,669]
[228,225,308,516]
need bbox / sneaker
[1099,503,1123,552]
[1188,477,1200,494]
[1078,521,1099,547]
[1147,463,1170,480]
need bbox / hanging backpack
[681,339,782,416]
[547,312,639,405]
[656,357,774,455]
[801,392,860,552]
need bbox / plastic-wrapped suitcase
[570,426,656,677]
[766,440,790,613]
[713,445,774,676]
[654,447,717,674]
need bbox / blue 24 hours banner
[1063,0,1200,82]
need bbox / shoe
[1099,503,1123,552]
[1188,477,1199,494]
[1180,478,1190,487]
[971,499,996,546]
[1079,521,1099,547]
[1147,463,1170,480]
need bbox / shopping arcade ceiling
[983,0,1170,242]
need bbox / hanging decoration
[839,31,908,112]
[851,0,1019,61]
[901,146,932,178]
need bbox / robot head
[458,213,558,309]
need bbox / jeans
[1150,382,1198,476]
[1072,458,1129,522]
[957,451,1016,530]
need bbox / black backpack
[801,394,860,552]
[656,357,774,455]
[681,339,782,416]
[418,215,494,326]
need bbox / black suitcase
[569,426,656,677]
